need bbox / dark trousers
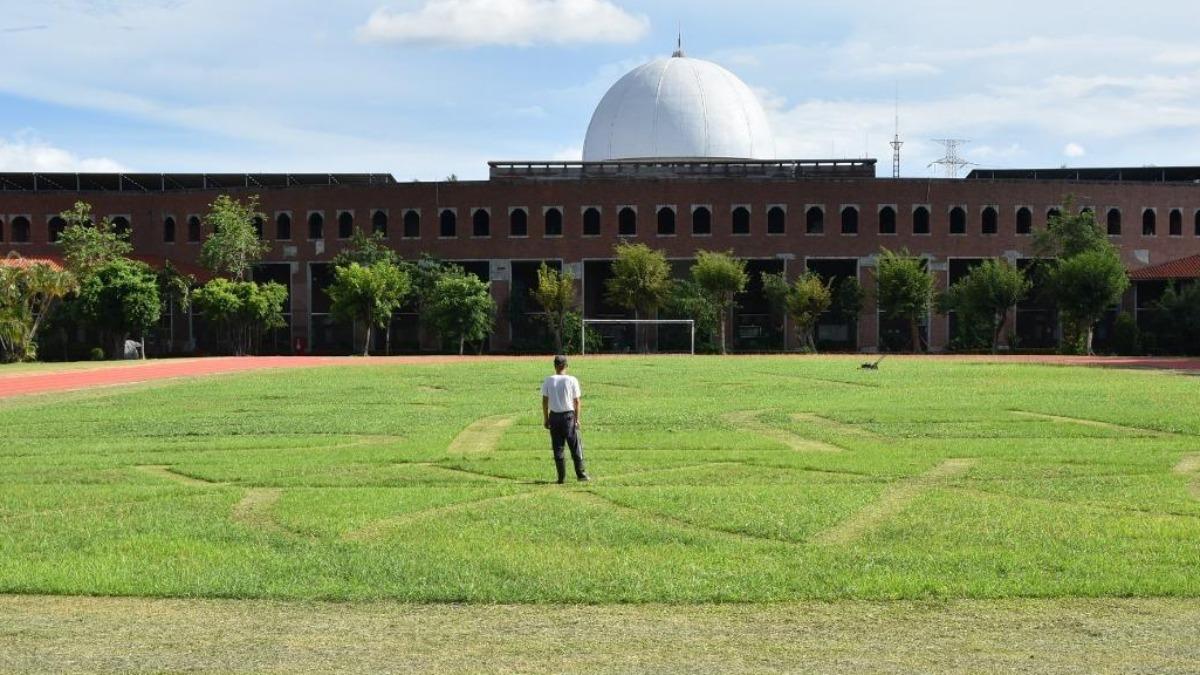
[548,411,586,479]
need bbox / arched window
[618,207,637,236]
[545,207,563,236]
[337,211,354,239]
[372,210,388,236]
[185,216,200,242]
[1107,208,1122,236]
[692,206,712,235]
[253,216,264,239]
[806,206,824,234]
[275,213,291,240]
[110,216,130,236]
[1195,210,1200,237]
[510,208,528,237]
[1016,207,1032,235]
[12,216,30,243]
[767,206,786,234]
[949,207,966,234]
[48,216,66,242]
[1142,209,1156,236]
[0,217,4,242]
[913,206,930,234]
[982,207,998,234]
[656,206,675,236]
[1047,207,1062,223]
[1169,209,1183,236]
[472,209,490,237]
[879,206,896,234]
[732,206,751,235]
[403,210,420,238]
[841,206,859,234]
[583,207,601,236]
[440,209,457,237]
[308,212,324,240]
[163,216,176,243]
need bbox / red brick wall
[4,175,1199,352]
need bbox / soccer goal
[581,319,695,355]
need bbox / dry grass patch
[723,410,844,453]
[446,414,519,455]
[813,458,977,545]
[2,595,1198,674]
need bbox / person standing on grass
[541,354,590,483]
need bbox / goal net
[581,319,695,355]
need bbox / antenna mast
[889,88,903,178]
[928,139,975,178]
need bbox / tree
[663,279,720,352]
[327,262,412,356]
[75,258,161,358]
[690,250,748,354]
[56,202,132,277]
[1034,198,1107,259]
[1049,248,1129,355]
[1032,197,1131,355]
[200,195,269,280]
[761,271,790,344]
[154,262,194,355]
[426,271,495,355]
[530,263,576,352]
[938,259,1030,353]
[830,277,866,324]
[786,273,832,352]
[605,242,672,352]
[0,258,77,362]
[332,229,400,269]
[192,278,288,355]
[1152,283,1200,355]
[876,249,934,352]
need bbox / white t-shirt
[541,374,582,413]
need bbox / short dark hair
[553,355,568,369]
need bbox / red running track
[0,357,341,399]
[2,354,1197,400]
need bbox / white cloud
[0,133,125,172]
[1064,142,1087,158]
[358,0,649,47]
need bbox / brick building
[2,51,1199,354]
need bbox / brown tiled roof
[1129,254,1200,281]
[0,255,64,271]
[0,253,209,279]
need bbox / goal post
[581,319,695,355]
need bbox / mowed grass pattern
[1,356,1199,602]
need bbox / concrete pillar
[928,260,950,353]
[290,261,309,354]
[858,257,879,353]
[782,254,802,352]
[489,259,512,352]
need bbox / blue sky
[2,0,1200,179]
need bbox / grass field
[2,355,1199,604]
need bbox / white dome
[583,54,775,162]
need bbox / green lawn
[1,356,1198,602]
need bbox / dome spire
[672,24,684,58]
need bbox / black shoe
[577,473,591,482]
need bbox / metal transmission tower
[889,93,903,178]
[928,139,975,178]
